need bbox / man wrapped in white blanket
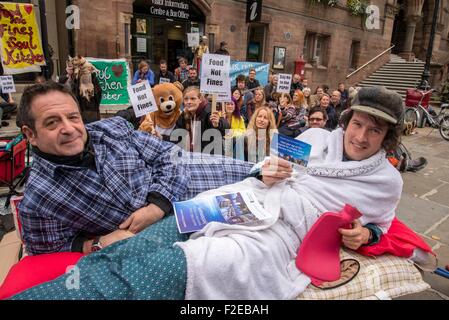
[176,86,405,300]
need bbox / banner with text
[200,53,231,95]
[127,80,158,117]
[0,75,16,93]
[276,73,292,94]
[88,58,130,105]
[0,2,46,74]
[230,61,270,88]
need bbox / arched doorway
[391,0,407,54]
[132,0,206,73]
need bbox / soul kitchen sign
[0,2,46,74]
[88,58,131,105]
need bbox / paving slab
[396,193,449,235]
[426,183,449,207]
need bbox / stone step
[372,71,424,78]
[360,79,420,87]
[379,67,425,72]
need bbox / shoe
[406,157,428,172]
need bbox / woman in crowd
[232,88,244,110]
[222,98,246,159]
[319,93,338,130]
[174,86,229,155]
[310,86,324,107]
[302,87,312,109]
[242,87,269,125]
[244,106,277,163]
[132,60,155,86]
[278,90,307,137]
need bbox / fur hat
[350,86,404,124]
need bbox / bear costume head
[139,82,183,134]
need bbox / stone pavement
[0,114,448,299]
[395,127,449,299]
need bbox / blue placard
[230,61,270,87]
[270,133,312,167]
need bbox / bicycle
[404,88,449,141]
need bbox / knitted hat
[350,86,404,124]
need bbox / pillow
[0,252,84,300]
[297,248,430,300]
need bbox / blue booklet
[173,190,272,234]
[270,133,312,168]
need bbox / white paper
[200,53,231,95]
[217,91,232,103]
[187,33,200,48]
[159,77,170,84]
[0,76,16,93]
[136,37,147,53]
[276,73,292,94]
[127,80,158,118]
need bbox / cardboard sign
[276,73,292,94]
[187,33,200,48]
[0,2,46,74]
[127,80,158,117]
[200,53,231,95]
[88,58,130,105]
[0,76,16,93]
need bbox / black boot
[406,157,428,172]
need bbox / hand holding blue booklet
[174,190,272,234]
[270,133,312,169]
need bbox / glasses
[309,117,324,122]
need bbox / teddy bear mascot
[139,81,184,140]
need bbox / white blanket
[176,128,403,300]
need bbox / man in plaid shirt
[16,81,269,256]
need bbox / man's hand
[339,220,371,250]
[210,112,220,128]
[119,204,165,234]
[261,157,293,187]
[83,229,134,254]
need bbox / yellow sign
[0,2,46,74]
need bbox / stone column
[400,15,421,61]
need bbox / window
[124,23,130,55]
[303,32,330,66]
[247,23,267,62]
[349,40,361,70]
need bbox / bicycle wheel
[439,115,449,141]
[404,108,419,126]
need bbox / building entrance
[132,0,206,74]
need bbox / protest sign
[0,2,46,74]
[159,77,171,84]
[187,33,200,48]
[276,73,292,94]
[127,80,158,118]
[0,76,16,93]
[200,53,231,95]
[217,91,232,103]
[88,58,130,105]
[230,61,269,87]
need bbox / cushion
[0,252,84,300]
[297,248,430,300]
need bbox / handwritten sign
[88,58,130,105]
[187,33,199,48]
[0,2,46,74]
[127,80,158,117]
[200,53,231,95]
[0,75,16,93]
[276,73,292,94]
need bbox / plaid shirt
[19,117,253,255]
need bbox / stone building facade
[13,0,449,89]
